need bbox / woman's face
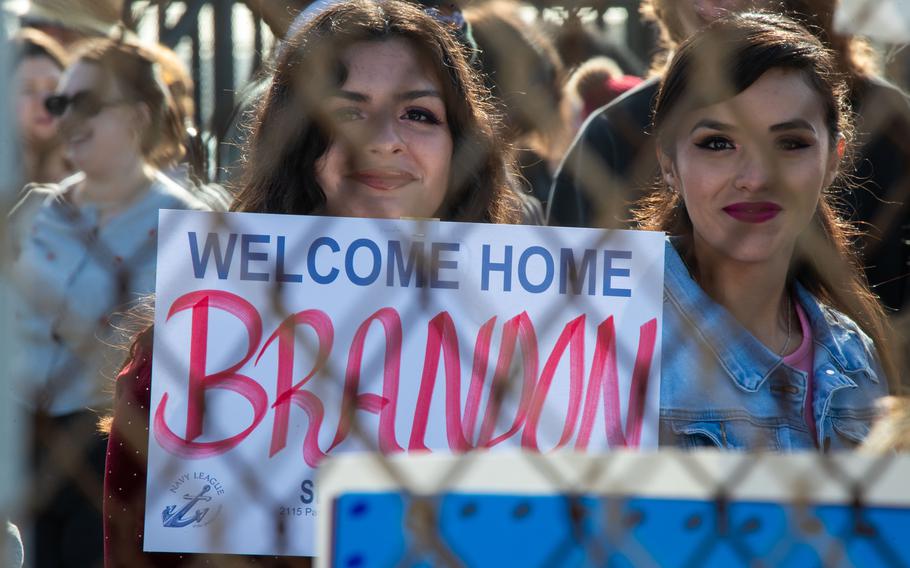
[659,68,839,267]
[315,38,453,219]
[15,55,62,143]
[55,60,146,176]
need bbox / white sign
[144,210,665,556]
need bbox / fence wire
[4,1,910,567]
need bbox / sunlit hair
[71,37,185,168]
[634,12,900,383]
[144,42,195,128]
[231,0,521,223]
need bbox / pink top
[783,301,816,446]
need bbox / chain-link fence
[3,1,910,567]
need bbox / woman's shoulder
[148,172,214,212]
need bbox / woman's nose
[734,149,771,192]
[363,115,405,155]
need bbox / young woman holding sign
[103,0,520,565]
[637,12,897,451]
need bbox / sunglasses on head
[44,91,126,118]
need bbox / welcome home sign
[144,210,665,556]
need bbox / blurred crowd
[4,0,910,566]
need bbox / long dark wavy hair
[634,12,900,383]
[230,0,521,224]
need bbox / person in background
[9,37,208,568]
[563,56,642,135]
[102,0,520,564]
[145,41,232,210]
[547,0,777,229]
[551,0,910,321]
[782,0,910,313]
[465,0,567,209]
[11,28,72,185]
[546,9,645,76]
[639,12,895,450]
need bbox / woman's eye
[331,107,363,122]
[402,108,442,124]
[777,138,812,151]
[695,136,735,151]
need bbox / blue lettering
[518,246,554,294]
[559,248,596,295]
[188,232,237,279]
[345,238,381,286]
[240,234,270,281]
[603,250,632,297]
[276,236,302,283]
[430,242,460,289]
[481,244,512,292]
[307,237,340,284]
[387,240,425,288]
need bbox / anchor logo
[162,484,213,527]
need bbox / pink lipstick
[722,202,781,223]
[350,170,415,191]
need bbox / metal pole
[0,7,24,567]
[212,0,235,168]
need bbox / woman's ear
[824,134,845,188]
[656,146,677,190]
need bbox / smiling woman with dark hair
[102,1,521,565]
[230,0,520,222]
[637,12,895,451]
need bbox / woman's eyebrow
[690,119,732,133]
[330,89,441,103]
[689,118,817,134]
[332,90,369,102]
[769,119,816,133]
[398,89,442,101]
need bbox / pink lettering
[153,296,659,461]
[257,310,333,466]
[154,291,269,458]
[329,308,404,453]
[575,317,658,449]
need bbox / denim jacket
[660,239,888,451]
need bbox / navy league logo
[162,471,225,528]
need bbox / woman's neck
[690,239,797,354]
[75,161,155,219]
[23,142,71,184]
